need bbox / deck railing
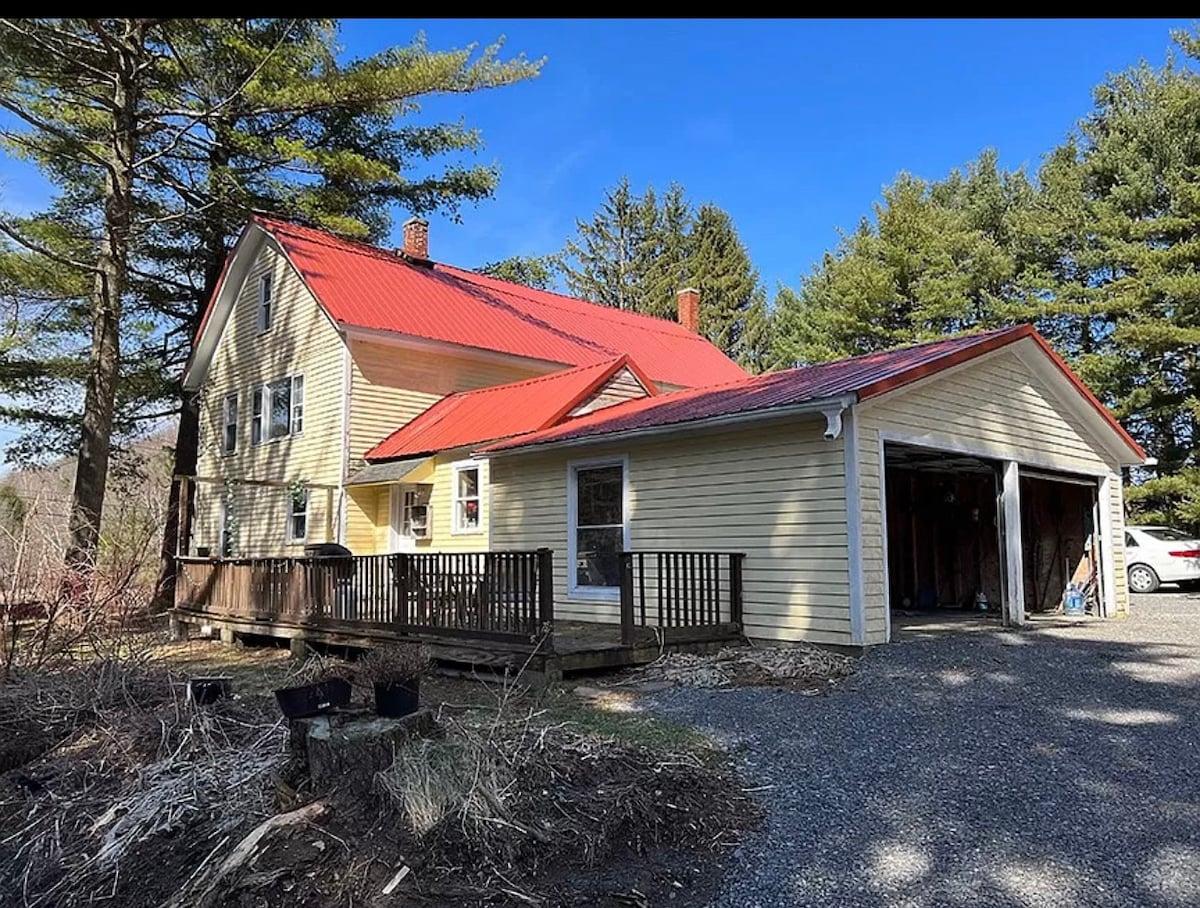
[175,549,555,645]
[618,550,745,645]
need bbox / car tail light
[1168,549,1200,558]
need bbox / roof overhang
[478,393,857,458]
[183,223,274,391]
[346,456,431,487]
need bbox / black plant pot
[274,678,352,719]
[373,677,420,718]
[188,676,232,706]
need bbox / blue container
[1064,584,1086,616]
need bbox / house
[178,216,1147,657]
[182,216,743,563]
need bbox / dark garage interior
[884,443,1098,616]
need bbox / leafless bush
[0,477,164,681]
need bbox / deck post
[729,553,745,628]
[619,552,635,646]
[536,548,555,652]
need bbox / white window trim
[286,488,309,544]
[218,498,233,558]
[221,391,238,455]
[250,374,304,445]
[450,459,484,536]
[257,273,272,334]
[566,454,631,602]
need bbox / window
[257,274,272,333]
[402,487,430,538]
[251,376,303,444]
[220,392,238,454]
[219,500,234,557]
[287,488,308,542]
[452,461,482,534]
[569,460,627,595]
[291,376,304,434]
[1141,527,1193,542]
[1126,532,1138,548]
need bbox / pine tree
[561,179,772,369]
[0,18,542,582]
[772,152,1034,366]
[478,254,560,289]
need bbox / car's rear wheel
[1128,564,1160,594]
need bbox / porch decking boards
[172,549,744,678]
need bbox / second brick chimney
[677,287,700,333]
[401,216,430,262]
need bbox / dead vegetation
[626,642,858,690]
[0,640,758,908]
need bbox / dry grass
[627,642,857,689]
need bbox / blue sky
[0,18,1190,460]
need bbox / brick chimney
[401,216,430,262]
[677,287,700,333]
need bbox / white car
[1125,526,1200,593]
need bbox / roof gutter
[477,393,858,459]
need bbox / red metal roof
[482,326,1148,461]
[364,356,655,461]
[241,217,746,388]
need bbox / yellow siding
[341,449,492,556]
[854,342,1130,640]
[489,418,855,646]
[192,242,345,557]
[569,366,650,416]
[347,338,547,469]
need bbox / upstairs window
[452,461,482,534]
[257,274,272,333]
[251,376,304,444]
[221,392,238,454]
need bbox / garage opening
[883,443,1105,622]
[884,444,1004,615]
[1019,470,1099,613]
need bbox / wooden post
[619,552,635,646]
[177,476,191,557]
[729,553,745,628]
[325,486,335,543]
[536,547,555,652]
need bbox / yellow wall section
[341,449,492,555]
[192,241,345,557]
[347,338,548,470]
[853,341,1132,641]
[489,418,854,646]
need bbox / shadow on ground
[647,592,1200,907]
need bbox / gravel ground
[646,592,1200,907]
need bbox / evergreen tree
[772,152,1034,366]
[0,18,542,580]
[478,254,560,289]
[561,179,771,370]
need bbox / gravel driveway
[647,592,1200,907]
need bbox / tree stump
[288,708,437,794]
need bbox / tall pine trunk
[152,131,232,611]
[64,25,142,575]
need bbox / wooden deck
[171,549,745,681]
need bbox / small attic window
[257,274,273,333]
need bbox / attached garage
[482,325,1148,649]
